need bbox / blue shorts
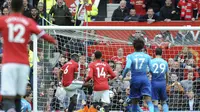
[130,76,151,98]
[151,80,168,101]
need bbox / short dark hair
[133,38,145,51]
[71,53,79,62]
[11,0,23,12]
[155,48,162,56]
[94,51,102,59]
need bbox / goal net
[33,26,200,112]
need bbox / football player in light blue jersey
[21,92,32,112]
[122,38,154,112]
[149,48,169,112]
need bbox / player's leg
[17,64,30,112]
[142,79,154,112]
[68,94,78,112]
[130,80,143,112]
[1,64,18,111]
[151,81,159,112]
[92,91,103,111]
[160,81,169,112]
[101,90,111,112]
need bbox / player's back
[61,60,78,87]
[128,52,151,76]
[0,13,37,65]
[89,60,115,91]
[150,58,168,81]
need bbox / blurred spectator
[167,80,185,110]
[37,2,50,25]
[111,0,129,21]
[183,91,199,111]
[2,0,11,12]
[159,30,174,43]
[128,30,149,43]
[124,8,139,21]
[177,0,198,21]
[181,72,194,92]
[39,0,56,13]
[49,0,73,26]
[175,30,195,45]
[146,0,163,16]
[168,73,179,84]
[74,0,98,26]
[108,60,116,70]
[139,8,159,23]
[26,83,32,93]
[159,0,178,21]
[56,56,67,68]
[30,7,39,22]
[130,0,146,16]
[23,0,33,17]
[174,46,193,64]
[111,48,126,67]
[79,55,87,78]
[2,6,9,15]
[170,61,184,81]
[168,58,174,70]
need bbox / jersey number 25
[8,23,25,43]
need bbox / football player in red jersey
[0,0,56,111]
[59,53,84,112]
[85,51,116,112]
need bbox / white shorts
[64,80,84,98]
[1,63,30,96]
[93,90,110,104]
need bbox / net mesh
[36,28,200,111]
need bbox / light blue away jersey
[21,98,31,112]
[149,58,169,81]
[126,52,151,76]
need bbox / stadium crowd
[0,0,199,112]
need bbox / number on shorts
[64,66,69,74]
[153,63,166,73]
[134,58,145,70]
[8,23,25,43]
[96,67,106,78]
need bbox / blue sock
[163,103,169,112]
[132,104,137,112]
[137,104,143,112]
[154,105,159,112]
[146,101,154,112]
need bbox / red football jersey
[85,60,116,91]
[61,60,78,87]
[0,13,56,65]
[111,56,126,67]
[130,0,146,15]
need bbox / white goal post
[32,26,200,112]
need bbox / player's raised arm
[85,64,93,82]
[29,19,56,44]
[122,55,132,79]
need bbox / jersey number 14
[96,67,106,78]
[8,23,25,43]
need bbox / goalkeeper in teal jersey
[122,38,154,112]
[149,48,169,112]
